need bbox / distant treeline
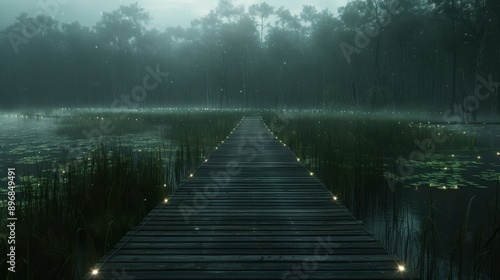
[0,0,499,118]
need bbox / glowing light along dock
[85,117,413,279]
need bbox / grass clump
[262,112,475,213]
[0,110,242,280]
[262,111,499,279]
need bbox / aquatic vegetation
[263,111,499,279]
[0,110,242,280]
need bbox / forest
[1,1,500,279]
[0,0,499,121]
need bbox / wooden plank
[89,270,409,280]
[95,262,401,271]
[84,117,414,280]
[112,241,384,249]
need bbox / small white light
[477,156,481,159]
[398,265,405,272]
[164,198,168,203]
[297,158,300,162]
[205,159,208,162]
[189,173,194,178]
[333,196,338,201]
[310,172,314,176]
[163,184,167,187]
[497,152,499,156]
[92,269,98,275]
[451,154,455,157]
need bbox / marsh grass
[420,189,500,280]
[263,112,475,212]
[0,110,242,280]
[0,142,165,279]
[262,112,500,279]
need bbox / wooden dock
[85,117,413,279]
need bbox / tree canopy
[1,0,499,119]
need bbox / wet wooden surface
[85,117,413,279]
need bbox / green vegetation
[2,1,499,118]
[263,112,500,279]
[0,111,242,280]
[1,110,498,279]
[263,112,476,209]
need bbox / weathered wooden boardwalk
[86,117,413,279]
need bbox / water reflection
[366,124,499,278]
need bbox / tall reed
[0,110,242,280]
[262,111,499,279]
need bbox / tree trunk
[451,0,459,121]
[472,29,487,122]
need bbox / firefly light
[477,156,481,159]
[164,198,168,203]
[92,269,98,275]
[398,265,405,272]
[333,196,338,201]
[297,158,300,162]
[189,173,194,178]
[310,172,314,176]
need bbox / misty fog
[1,1,499,280]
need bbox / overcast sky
[0,0,350,30]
